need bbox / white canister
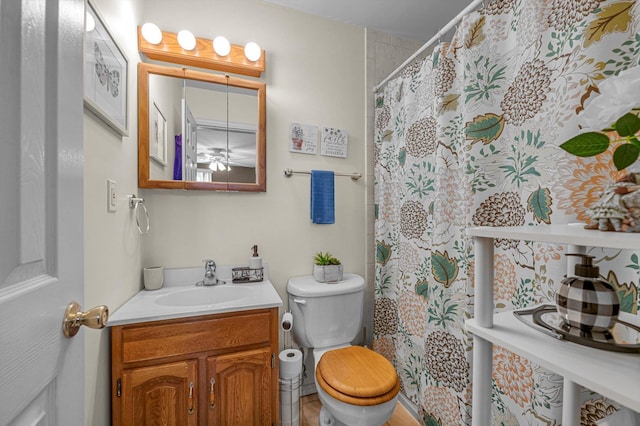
[143,266,164,290]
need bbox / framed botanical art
[288,122,318,154]
[149,102,167,165]
[84,1,128,136]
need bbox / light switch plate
[107,179,117,212]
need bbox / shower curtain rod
[372,0,484,93]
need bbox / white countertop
[108,266,283,326]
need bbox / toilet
[287,274,400,426]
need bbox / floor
[300,394,421,426]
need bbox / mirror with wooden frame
[138,62,266,191]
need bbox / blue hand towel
[310,170,335,224]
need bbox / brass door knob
[63,301,109,338]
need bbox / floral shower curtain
[373,1,640,425]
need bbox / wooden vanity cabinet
[121,360,198,426]
[206,347,273,425]
[111,308,279,426]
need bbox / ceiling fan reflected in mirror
[208,157,228,171]
[196,147,231,171]
[196,123,257,169]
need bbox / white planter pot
[313,264,343,283]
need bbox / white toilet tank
[287,274,365,349]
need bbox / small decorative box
[232,266,264,283]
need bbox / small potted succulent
[313,251,343,283]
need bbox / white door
[0,0,86,424]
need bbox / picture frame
[288,122,318,155]
[321,127,348,158]
[84,1,128,136]
[149,102,167,166]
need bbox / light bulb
[209,160,226,171]
[244,42,261,62]
[85,14,95,32]
[213,36,231,56]
[141,23,162,44]
[177,30,196,51]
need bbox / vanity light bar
[137,26,265,78]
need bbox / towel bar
[283,168,361,181]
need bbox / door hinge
[271,352,276,369]
[116,378,122,397]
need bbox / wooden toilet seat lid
[316,346,399,405]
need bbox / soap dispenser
[556,254,619,332]
[249,244,262,269]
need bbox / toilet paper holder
[281,311,293,331]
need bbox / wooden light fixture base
[137,27,265,77]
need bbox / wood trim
[255,80,267,192]
[138,27,264,78]
[137,62,150,188]
[269,307,279,425]
[137,63,185,189]
[112,325,124,426]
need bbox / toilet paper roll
[279,349,303,379]
[281,312,293,332]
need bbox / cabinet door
[121,360,198,426]
[207,347,273,425]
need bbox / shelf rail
[283,168,362,181]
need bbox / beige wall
[139,1,366,305]
[83,0,143,424]
[83,0,368,424]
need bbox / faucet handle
[203,259,216,269]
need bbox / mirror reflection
[138,63,266,191]
[185,80,258,184]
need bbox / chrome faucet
[200,259,219,286]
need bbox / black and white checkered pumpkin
[556,254,620,333]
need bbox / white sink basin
[107,266,283,326]
[155,285,253,307]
